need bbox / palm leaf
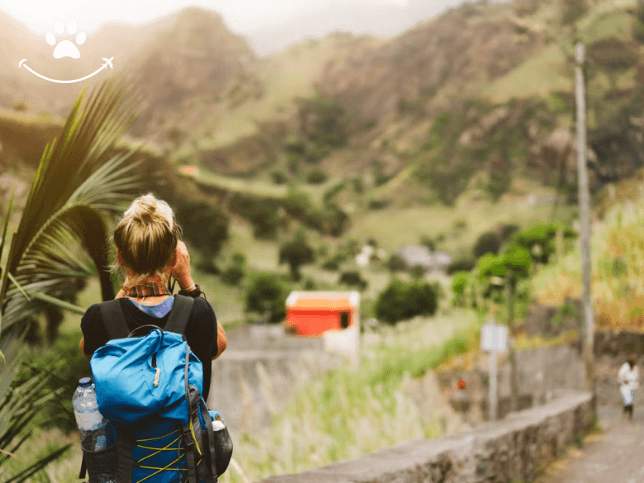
[0,75,146,481]
[0,75,144,328]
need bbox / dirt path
[537,403,644,483]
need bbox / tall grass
[532,196,644,331]
[220,309,480,483]
[17,308,479,483]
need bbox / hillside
[3,0,644,259]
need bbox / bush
[375,280,438,324]
[447,257,476,275]
[246,273,289,323]
[420,235,436,252]
[499,223,519,242]
[271,170,288,184]
[306,203,349,236]
[473,231,502,259]
[387,253,407,272]
[306,168,329,184]
[221,264,244,285]
[338,270,368,290]
[368,199,391,210]
[322,258,340,271]
[352,177,364,193]
[451,271,470,307]
[299,93,349,149]
[284,189,312,218]
[487,169,512,202]
[279,231,315,280]
[175,201,229,258]
[410,265,426,279]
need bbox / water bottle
[72,377,115,451]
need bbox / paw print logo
[46,20,86,59]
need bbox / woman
[79,193,226,401]
[618,355,639,422]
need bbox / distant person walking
[618,355,639,421]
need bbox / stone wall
[207,324,343,438]
[256,391,594,483]
[585,330,644,407]
[437,343,586,423]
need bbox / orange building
[285,291,360,337]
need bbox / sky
[2,0,460,36]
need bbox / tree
[473,231,502,259]
[338,270,368,290]
[475,244,531,413]
[0,77,143,479]
[246,273,289,323]
[175,201,229,273]
[375,280,438,324]
[386,253,407,272]
[279,231,315,280]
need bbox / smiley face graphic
[19,20,113,84]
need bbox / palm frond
[0,75,145,328]
[2,444,72,483]
[0,75,146,481]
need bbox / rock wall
[207,324,343,438]
[437,343,586,423]
[256,391,594,483]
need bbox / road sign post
[481,322,508,421]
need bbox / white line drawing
[19,20,113,84]
[19,57,114,84]
[46,20,86,59]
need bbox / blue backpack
[82,295,232,483]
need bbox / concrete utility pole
[575,42,595,397]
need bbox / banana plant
[0,76,144,480]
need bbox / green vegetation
[473,231,502,259]
[375,280,439,324]
[227,309,480,483]
[175,200,229,270]
[338,270,368,290]
[245,273,290,323]
[279,231,316,280]
[0,78,143,480]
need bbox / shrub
[271,170,288,184]
[175,200,229,258]
[387,253,407,272]
[283,189,311,218]
[487,169,512,202]
[368,199,391,210]
[375,280,438,324]
[352,177,364,193]
[473,231,502,259]
[246,273,289,323]
[420,235,436,252]
[447,257,476,275]
[221,264,244,285]
[232,252,246,266]
[306,168,329,184]
[561,0,587,25]
[451,271,470,307]
[499,223,520,242]
[279,231,315,280]
[298,93,349,149]
[338,270,368,290]
[306,203,349,236]
[410,265,426,279]
[322,258,340,271]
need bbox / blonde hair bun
[113,193,182,277]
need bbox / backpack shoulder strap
[164,295,195,337]
[99,299,131,340]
